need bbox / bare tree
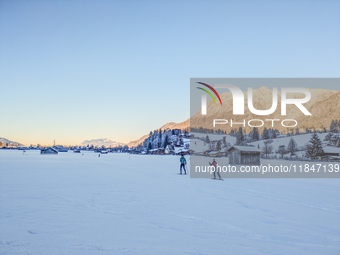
[262,140,274,158]
[278,145,286,159]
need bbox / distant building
[53,146,68,152]
[164,145,175,154]
[317,147,340,161]
[227,146,261,165]
[206,150,222,157]
[40,147,58,155]
[149,148,164,155]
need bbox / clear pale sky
[0,0,339,146]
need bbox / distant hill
[126,119,190,148]
[79,138,125,147]
[127,134,150,148]
[158,119,190,131]
[0,137,24,146]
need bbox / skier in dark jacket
[180,154,187,175]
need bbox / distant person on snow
[209,159,221,180]
[179,154,187,175]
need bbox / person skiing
[209,159,222,180]
[179,154,187,175]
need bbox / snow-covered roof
[174,147,189,153]
[328,156,340,159]
[149,148,164,152]
[41,147,58,153]
[228,146,262,153]
[208,151,221,155]
[323,147,340,154]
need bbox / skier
[179,154,187,175]
[209,159,222,180]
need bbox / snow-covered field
[1,150,339,254]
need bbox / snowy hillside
[1,150,339,254]
[249,133,328,151]
[191,133,236,153]
[79,138,125,147]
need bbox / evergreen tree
[271,130,277,139]
[336,137,340,147]
[262,127,270,140]
[331,134,339,146]
[324,132,333,142]
[163,135,169,148]
[248,130,253,140]
[252,127,260,141]
[222,136,227,146]
[205,135,210,143]
[305,133,324,159]
[216,141,222,151]
[295,128,300,135]
[158,131,162,148]
[287,137,298,156]
[330,120,338,133]
[236,127,246,145]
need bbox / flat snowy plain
[1,150,339,254]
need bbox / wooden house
[317,147,340,161]
[227,146,261,165]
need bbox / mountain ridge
[79,138,126,147]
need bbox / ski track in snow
[0,150,339,255]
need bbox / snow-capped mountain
[79,138,125,147]
[0,137,24,146]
